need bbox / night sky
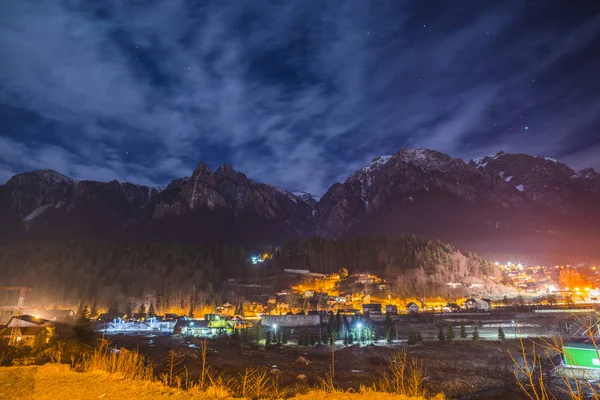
[1,1,599,195]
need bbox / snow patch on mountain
[37,169,76,184]
[151,185,167,193]
[23,204,53,224]
[542,156,560,163]
[362,155,392,172]
[293,191,320,203]
[576,168,599,180]
[397,148,454,171]
[269,185,298,204]
[516,184,525,192]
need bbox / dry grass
[0,338,443,400]
[75,337,153,381]
[510,317,600,400]
[0,364,434,400]
[373,348,428,398]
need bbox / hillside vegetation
[0,236,500,307]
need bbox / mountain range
[1,148,599,257]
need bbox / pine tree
[236,303,244,316]
[282,329,288,345]
[74,304,92,341]
[107,303,120,319]
[438,327,446,342]
[148,302,156,318]
[446,324,455,340]
[125,301,133,319]
[76,302,84,317]
[472,326,480,341]
[498,326,505,340]
[155,297,162,315]
[138,304,147,320]
[407,331,417,345]
[90,302,98,319]
[266,330,271,346]
[460,325,467,338]
[386,326,393,344]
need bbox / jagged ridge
[1,148,599,254]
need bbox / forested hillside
[273,236,505,298]
[0,240,249,310]
[0,236,503,309]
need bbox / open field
[0,364,436,400]
[107,334,535,399]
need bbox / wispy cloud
[0,1,599,194]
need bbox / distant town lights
[251,255,265,265]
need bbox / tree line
[0,235,500,310]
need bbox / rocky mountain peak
[471,152,599,215]
[577,167,600,180]
[2,147,600,254]
[395,147,459,170]
[191,162,215,185]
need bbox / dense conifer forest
[0,236,500,308]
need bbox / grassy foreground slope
[0,364,430,400]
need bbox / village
[4,260,600,398]
[3,258,600,347]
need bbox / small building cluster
[0,315,59,349]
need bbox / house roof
[7,315,50,328]
[175,320,210,329]
[362,303,382,309]
[406,302,419,307]
[15,315,50,324]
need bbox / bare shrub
[374,348,427,397]
[77,337,153,381]
[48,341,64,364]
[511,317,600,400]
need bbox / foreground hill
[0,364,432,400]
[1,147,599,256]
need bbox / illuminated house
[0,315,55,348]
[174,316,234,337]
[406,302,420,313]
[362,303,382,315]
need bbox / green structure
[563,343,600,369]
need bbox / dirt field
[107,334,534,399]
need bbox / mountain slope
[1,147,599,255]
[470,152,600,220]
[315,148,566,253]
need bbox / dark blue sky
[1,0,599,194]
